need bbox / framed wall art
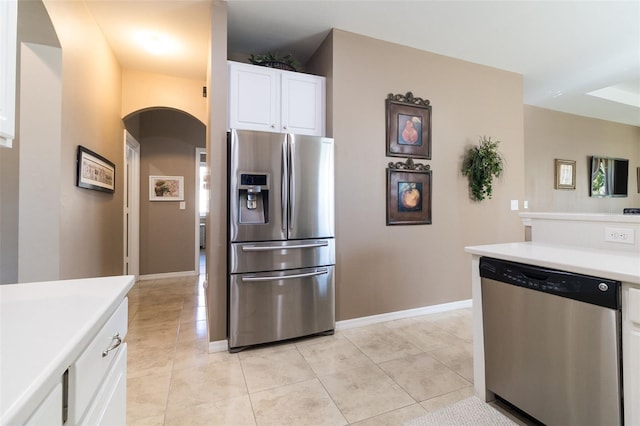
[76,145,115,193]
[554,159,576,190]
[385,92,432,159]
[149,176,184,201]
[386,159,432,225]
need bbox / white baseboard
[336,299,472,331]
[138,270,198,281]
[206,299,472,353]
[208,339,229,353]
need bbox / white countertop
[465,242,640,284]
[0,275,134,425]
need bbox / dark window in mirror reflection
[590,156,629,197]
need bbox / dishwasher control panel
[480,257,620,310]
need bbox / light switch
[179,201,186,210]
[510,200,519,211]
[523,200,529,209]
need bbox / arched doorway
[123,107,206,279]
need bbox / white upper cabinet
[280,70,325,136]
[0,0,17,148]
[228,61,326,136]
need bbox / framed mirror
[590,156,629,197]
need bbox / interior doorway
[124,130,140,279]
[196,147,207,274]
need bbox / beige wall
[18,43,62,282]
[524,105,640,213]
[122,69,208,125]
[135,109,205,276]
[1,0,123,282]
[1,0,60,284]
[328,30,525,320]
[43,0,124,279]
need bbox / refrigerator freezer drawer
[229,239,335,274]
[229,266,335,350]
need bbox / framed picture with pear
[385,91,432,159]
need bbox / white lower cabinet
[623,283,640,426]
[0,276,133,425]
[22,298,130,425]
[70,298,129,424]
[25,382,63,426]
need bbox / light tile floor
[125,275,503,425]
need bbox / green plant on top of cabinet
[248,52,300,72]
[461,136,504,201]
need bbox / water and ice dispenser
[237,173,269,224]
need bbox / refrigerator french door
[227,129,335,351]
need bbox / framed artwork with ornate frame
[385,92,432,159]
[554,159,576,190]
[386,159,432,225]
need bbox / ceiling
[86,1,640,127]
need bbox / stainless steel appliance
[227,129,335,352]
[480,257,622,426]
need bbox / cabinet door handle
[102,332,122,357]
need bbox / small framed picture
[385,92,432,159]
[76,145,115,193]
[554,159,576,190]
[149,176,184,201]
[386,164,432,225]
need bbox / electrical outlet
[604,227,635,244]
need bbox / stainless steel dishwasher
[480,257,622,426]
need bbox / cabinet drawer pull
[102,332,122,357]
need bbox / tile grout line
[161,295,185,426]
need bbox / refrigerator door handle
[241,241,329,251]
[288,138,295,234]
[241,268,328,282]
[281,140,288,234]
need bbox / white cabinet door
[70,298,128,423]
[281,71,325,136]
[0,0,17,147]
[80,344,127,426]
[228,61,280,132]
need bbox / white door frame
[124,130,140,279]
[195,147,206,274]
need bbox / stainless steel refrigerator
[227,129,335,351]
